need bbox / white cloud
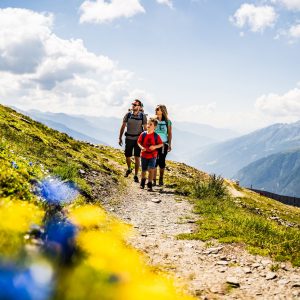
[0,8,144,117]
[288,23,300,38]
[255,84,300,119]
[230,4,277,32]
[272,0,300,11]
[156,0,174,9]
[79,0,145,24]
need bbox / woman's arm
[168,122,172,152]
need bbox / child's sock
[147,181,153,191]
[140,178,146,189]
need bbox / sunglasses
[132,103,140,107]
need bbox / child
[137,118,163,191]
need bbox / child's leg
[140,158,148,189]
[146,158,157,191]
[148,168,154,182]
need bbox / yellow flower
[69,204,107,228]
[0,198,44,232]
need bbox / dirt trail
[104,181,300,300]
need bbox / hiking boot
[134,175,139,183]
[147,181,153,192]
[140,178,146,189]
[158,177,164,186]
[124,169,132,177]
[153,180,156,187]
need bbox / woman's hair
[156,104,168,122]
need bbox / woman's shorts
[125,138,141,157]
[156,144,168,169]
[141,157,157,171]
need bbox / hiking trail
[103,180,300,300]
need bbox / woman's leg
[158,144,168,186]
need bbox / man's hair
[134,99,143,107]
[148,117,158,127]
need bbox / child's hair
[148,117,158,127]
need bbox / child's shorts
[141,157,157,171]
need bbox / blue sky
[0,0,300,132]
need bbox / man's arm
[142,114,147,131]
[119,122,126,146]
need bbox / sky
[0,0,300,132]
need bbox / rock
[252,263,261,268]
[216,261,229,266]
[278,279,289,285]
[186,219,196,223]
[203,246,223,255]
[292,282,300,288]
[244,267,252,274]
[218,267,227,273]
[151,198,161,203]
[79,169,86,174]
[266,272,277,280]
[226,277,240,287]
[261,259,271,266]
[292,291,300,297]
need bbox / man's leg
[134,156,140,176]
[126,157,132,170]
[124,139,133,177]
[133,140,141,182]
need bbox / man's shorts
[141,157,157,172]
[125,138,141,157]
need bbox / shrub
[53,163,79,181]
[192,174,228,199]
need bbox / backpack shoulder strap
[141,131,147,145]
[126,112,132,122]
[154,132,159,144]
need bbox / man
[119,99,147,182]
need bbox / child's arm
[138,142,146,152]
[149,143,163,150]
[149,135,163,150]
[137,134,146,152]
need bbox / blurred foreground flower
[37,177,79,205]
[0,261,53,300]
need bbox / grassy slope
[1,103,299,299]
[0,104,194,300]
[164,167,300,266]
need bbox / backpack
[126,111,144,122]
[125,112,144,137]
[141,131,159,146]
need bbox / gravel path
[105,181,300,300]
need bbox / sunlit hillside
[1,103,300,300]
[0,104,194,300]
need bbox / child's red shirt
[138,131,163,159]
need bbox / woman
[154,104,172,186]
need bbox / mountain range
[16,108,238,162]
[188,121,300,178]
[14,107,300,197]
[236,148,300,197]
